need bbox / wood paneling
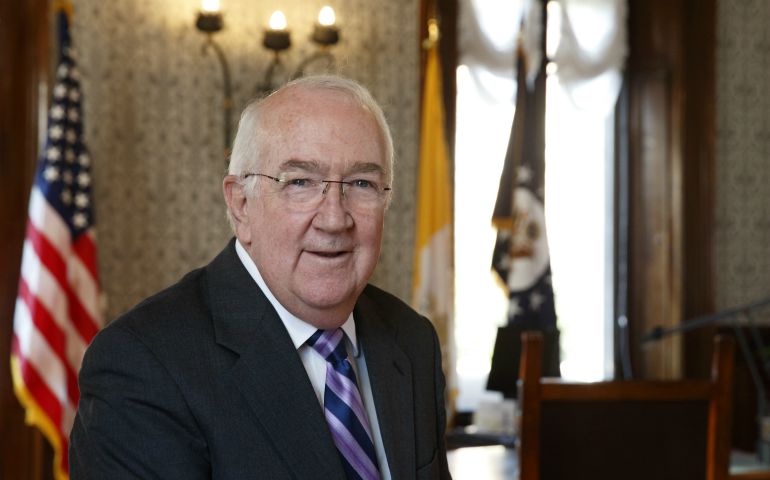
[625,0,716,380]
[0,0,53,478]
[628,67,682,378]
[680,0,718,381]
[626,0,684,379]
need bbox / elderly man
[70,75,451,480]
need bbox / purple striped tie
[308,329,380,480]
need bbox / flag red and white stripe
[11,5,102,480]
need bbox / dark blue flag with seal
[486,44,560,397]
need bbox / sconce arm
[292,49,336,80]
[202,35,233,158]
[256,54,287,96]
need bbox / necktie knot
[308,328,348,367]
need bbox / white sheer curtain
[551,0,627,114]
[454,0,627,411]
[458,0,627,114]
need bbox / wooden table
[447,446,770,480]
[448,445,518,480]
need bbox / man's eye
[350,179,376,189]
[287,178,313,187]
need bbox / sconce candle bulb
[312,6,339,46]
[201,0,220,13]
[318,6,335,26]
[264,10,291,51]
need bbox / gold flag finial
[52,0,74,21]
[422,18,440,49]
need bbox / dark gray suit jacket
[70,240,451,479]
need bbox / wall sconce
[260,7,339,93]
[195,1,341,154]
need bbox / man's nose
[313,182,353,231]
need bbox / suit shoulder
[360,284,435,335]
[99,266,211,343]
[361,284,416,315]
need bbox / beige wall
[715,0,770,316]
[72,0,420,320]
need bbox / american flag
[10,6,102,479]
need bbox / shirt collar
[234,239,360,356]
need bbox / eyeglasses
[243,173,392,211]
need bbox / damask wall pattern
[715,0,770,316]
[72,0,420,321]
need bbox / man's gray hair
[227,75,395,199]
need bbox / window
[453,0,624,412]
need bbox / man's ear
[223,175,251,236]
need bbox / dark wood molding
[680,0,718,380]
[623,0,716,380]
[625,0,685,379]
[626,65,683,379]
[0,0,53,478]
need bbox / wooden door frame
[0,0,54,478]
[622,0,717,380]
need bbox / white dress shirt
[235,240,392,479]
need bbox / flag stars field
[44,166,60,182]
[530,291,545,311]
[77,172,90,188]
[74,193,89,209]
[51,105,65,120]
[73,213,87,229]
[47,147,61,161]
[50,125,64,140]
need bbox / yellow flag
[412,44,453,350]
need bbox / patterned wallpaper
[72,0,420,320]
[715,0,770,317]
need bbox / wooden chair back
[517,332,735,480]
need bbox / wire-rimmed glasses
[243,172,392,212]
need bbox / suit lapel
[355,291,415,480]
[205,241,345,479]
